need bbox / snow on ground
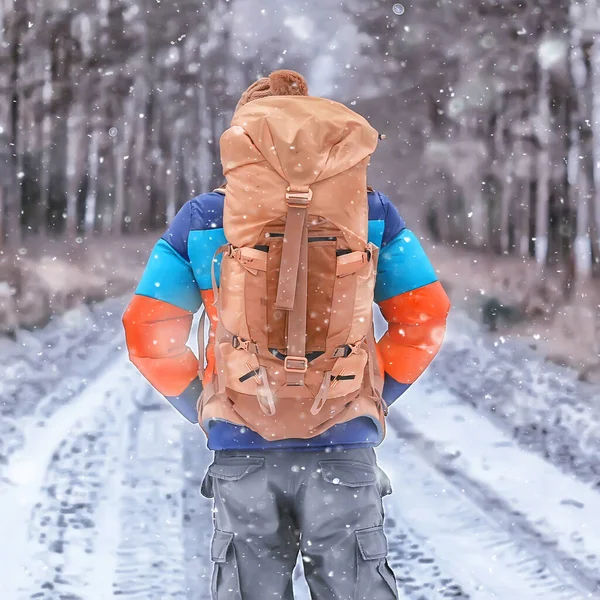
[436,311,600,486]
[391,385,600,588]
[0,298,126,481]
[2,303,600,598]
[0,351,193,600]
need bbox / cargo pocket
[201,457,265,499]
[319,459,377,487]
[355,526,398,600]
[211,529,241,599]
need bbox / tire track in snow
[110,404,187,599]
[0,355,136,598]
[391,380,600,594]
[181,426,213,600]
[24,402,126,599]
[379,411,596,599]
[0,352,190,599]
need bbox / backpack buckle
[232,335,258,354]
[285,186,313,208]
[232,335,246,351]
[284,356,308,374]
[333,338,364,358]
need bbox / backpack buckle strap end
[332,346,349,359]
[257,366,276,416]
[232,247,268,273]
[336,250,371,277]
[232,335,259,354]
[310,371,332,415]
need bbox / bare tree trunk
[591,12,600,268]
[208,102,222,191]
[500,169,513,254]
[535,67,551,268]
[10,94,24,249]
[467,179,487,248]
[65,103,87,237]
[493,102,513,254]
[154,156,168,228]
[111,95,135,235]
[456,115,486,248]
[128,76,150,233]
[197,77,211,189]
[166,146,178,225]
[84,128,100,234]
[0,66,12,249]
[167,122,184,222]
[570,17,592,278]
[514,137,533,258]
[4,0,26,248]
[0,188,5,249]
[148,104,166,228]
[111,135,126,236]
[37,50,52,236]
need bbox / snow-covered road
[2,304,600,599]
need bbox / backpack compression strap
[275,186,312,386]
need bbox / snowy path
[2,308,600,598]
[379,400,597,599]
[0,353,192,600]
[390,384,600,593]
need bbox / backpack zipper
[266,233,338,243]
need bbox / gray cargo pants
[200,447,398,599]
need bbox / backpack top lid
[219,96,379,248]
[222,95,378,186]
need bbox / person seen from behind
[123,69,451,599]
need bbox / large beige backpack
[198,95,386,440]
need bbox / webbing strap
[275,186,312,387]
[365,327,386,414]
[285,219,309,385]
[211,244,229,304]
[197,308,207,382]
[232,335,259,354]
[274,186,312,309]
[332,339,363,359]
[231,246,267,274]
[336,250,370,278]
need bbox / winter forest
[0,0,590,247]
[1,0,600,355]
[5,1,600,599]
